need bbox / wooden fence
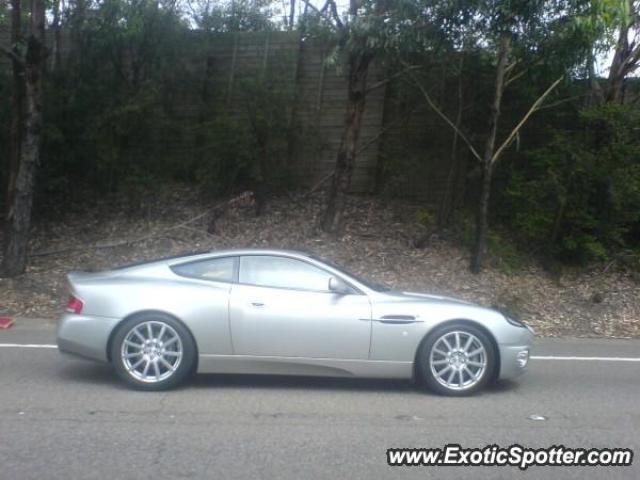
[0,29,386,193]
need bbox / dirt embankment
[1,188,638,338]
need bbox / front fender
[369,302,526,362]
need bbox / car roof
[113,248,314,271]
[109,248,377,294]
[174,248,313,263]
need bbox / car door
[169,255,238,355]
[229,255,372,359]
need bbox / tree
[409,0,589,272]
[1,0,47,277]
[50,0,63,71]
[471,29,512,273]
[300,0,388,233]
[310,0,425,233]
[506,104,640,264]
[604,0,640,103]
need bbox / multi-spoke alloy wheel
[121,321,183,383]
[417,323,495,396]
[429,331,486,391]
[111,314,195,390]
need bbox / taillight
[66,295,84,314]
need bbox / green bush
[505,104,640,264]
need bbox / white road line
[0,343,57,349]
[531,355,640,362]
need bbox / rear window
[171,257,236,283]
[112,251,211,271]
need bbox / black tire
[416,322,496,396]
[110,313,196,391]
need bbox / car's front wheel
[417,323,496,396]
[111,313,196,391]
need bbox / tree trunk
[606,1,640,104]
[320,0,387,234]
[606,23,631,104]
[586,47,603,106]
[5,0,23,217]
[321,49,372,233]
[2,0,47,277]
[470,31,511,273]
[438,52,465,226]
[51,0,63,71]
[288,0,296,30]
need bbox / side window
[172,257,236,283]
[239,256,332,292]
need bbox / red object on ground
[0,317,15,329]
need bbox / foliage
[451,211,529,272]
[188,0,279,32]
[415,207,435,229]
[1,0,640,271]
[505,104,640,264]
[191,74,295,197]
[34,0,292,207]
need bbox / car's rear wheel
[416,323,495,396]
[111,313,196,391]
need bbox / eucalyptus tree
[187,0,279,32]
[465,0,638,272]
[587,0,640,103]
[468,0,562,273]
[299,0,390,233]
[407,0,599,272]
[1,0,47,277]
[302,0,455,233]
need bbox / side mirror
[329,276,351,295]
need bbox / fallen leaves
[0,186,639,338]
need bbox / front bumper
[497,325,535,380]
[56,313,120,362]
[498,344,532,379]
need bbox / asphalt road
[1,319,638,480]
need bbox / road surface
[0,318,638,479]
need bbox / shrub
[505,104,640,264]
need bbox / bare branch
[303,171,334,197]
[407,69,483,163]
[491,76,564,165]
[505,60,544,87]
[326,0,344,29]
[536,93,587,112]
[365,64,421,93]
[504,69,528,87]
[622,44,640,74]
[0,44,23,65]
[504,59,519,74]
[357,102,418,154]
[300,0,341,30]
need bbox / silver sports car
[57,249,534,395]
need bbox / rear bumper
[56,313,120,362]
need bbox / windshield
[310,255,391,292]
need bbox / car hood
[384,290,475,307]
